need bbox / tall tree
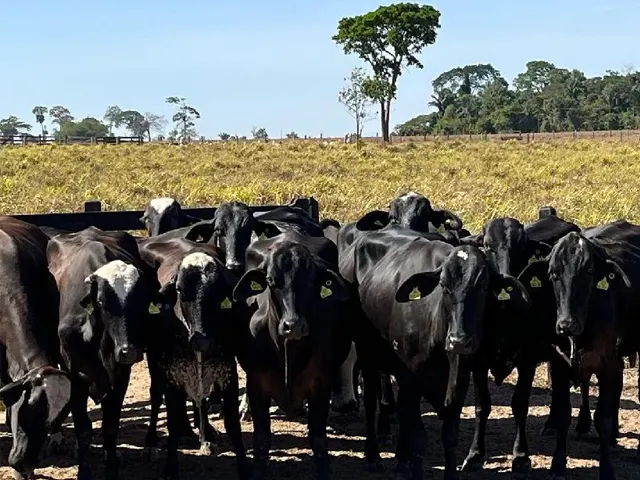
[103,105,123,136]
[142,112,167,142]
[338,67,376,145]
[58,117,109,138]
[49,106,74,129]
[119,110,147,137]
[333,3,441,142]
[32,106,48,135]
[0,116,32,136]
[166,97,200,141]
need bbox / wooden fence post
[84,201,102,212]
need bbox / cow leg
[221,373,251,480]
[102,369,130,480]
[71,389,93,480]
[394,385,426,480]
[548,359,571,479]
[247,375,271,480]
[594,370,616,480]
[575,377,593,439]
[197,399,218,456]
[441,358,471,480]
[461,364,490,472]
[308,386,332,480]
[362,366,383,471]
[144,366,163,461]
[239,392,252,422]
[377,374,395,446]
[511,363,536,474]
[611,356,624,445]
[541,365,575,437]
[162,387,183,480]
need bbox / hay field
[1,139,640,479]
[1,139,640,229]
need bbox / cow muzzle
[115,344,143,365]
[556,316,583,337]
[279,319,309,340]
[189,332,213,353]
[225,260,244,276]
[445,334,475,355]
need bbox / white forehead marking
[149,197,177,215]
[578,237,585,247]
[92,260,140,303]
[457,250,469,260]
[181,252,215,270]
[399,191,420,201]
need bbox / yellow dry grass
[1,139,640,230]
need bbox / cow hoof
[208,403,222,415]
[200,441,218,456]
[512,456,532,474]
[461,453,483,473]
[142,446,160,462]
[377,434,394,448]
[11,470,35,480]
[365,460,385,473]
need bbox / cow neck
[266,304,308,390]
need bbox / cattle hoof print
[142,446,160,462]
[199,441,218,456]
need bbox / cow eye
[266,276,275,287]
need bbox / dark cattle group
[0,192,639,480]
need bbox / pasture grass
[1,139,639,231]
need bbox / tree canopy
[395,61,640,135]
[58,117,109,138]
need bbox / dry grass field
[1,139,640,479]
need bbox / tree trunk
[380,101,391,142]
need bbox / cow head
[395,245,531,355]
[233,241,349,342]
[140,197,182,237]
[463,218,552,277]
[158,252,236,356]
[518,232,631,338]
[0,366,72,479]
[80,260,152,365]
[212,202,281,275]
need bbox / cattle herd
[0,191,639,480]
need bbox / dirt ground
[1,362,639,480]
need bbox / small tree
[219,132,231,140]
[338,67,376,146]
[32,106,48,135]
[103,106,123,136]
[333,3,441,142]
[0,116,32,136]
[251,127,268,140]
[285,131,300,139]
[49,106,74,129]
[166,97,200,141]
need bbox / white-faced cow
[0,217,75,480]
[47,227,161,480]
[140,197,201,237]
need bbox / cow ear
[0,379,26,409]
[184,222,215,243]
[437,209,464,230]
[527,240,552,263]
[80,274,96,310]
[158,274,178,308]
[355,210,390,231]
[459,233,484,248]
[233,269,268,302]
[599,259,632,290]
[254,221,281,240]
[517,259,550,293]
[395,268,442,303]
[492,274,531,309]
[315,268,349,302]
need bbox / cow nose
[445,335,474,355]
[115,344,143,365]
[189,332,213,353]
[279,319,308,340]
[226,261,244,275]
[556,316,582,336]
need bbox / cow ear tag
[259,232,268,240]
[408,286,422,301]
[528,255,537,265]
[497,288,511,301]
[85,302,94,315]
[596,277,609,291]
[437,224,446,233]
[250,280,264,291]
[220,297,233,309]
[530,276,542,288]
[320,279,333,299]
[148,303,161,315]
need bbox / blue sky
[3,1,638,138]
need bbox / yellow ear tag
[320,286,333,299]
[250,280,263,291]
[408,286,422,301]
[0,399,5,412]
[148,303,161,315]
[528,255,538,265]
[374,220,384,227]
[530,276,542,288]
[596,277,609,291]
[220,297,232,309]
[85,302,94,315]
[259,232,268,240]
[497,288,511,301]
[437,224,446,233]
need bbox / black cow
[47,227,161,480]
[232,232,352,479]
[458,216,580,474]
[517,220,640,480]
[139,238,250,480]
[0,217,74,480]
[140,197,200,237]
[352,231,530,480]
